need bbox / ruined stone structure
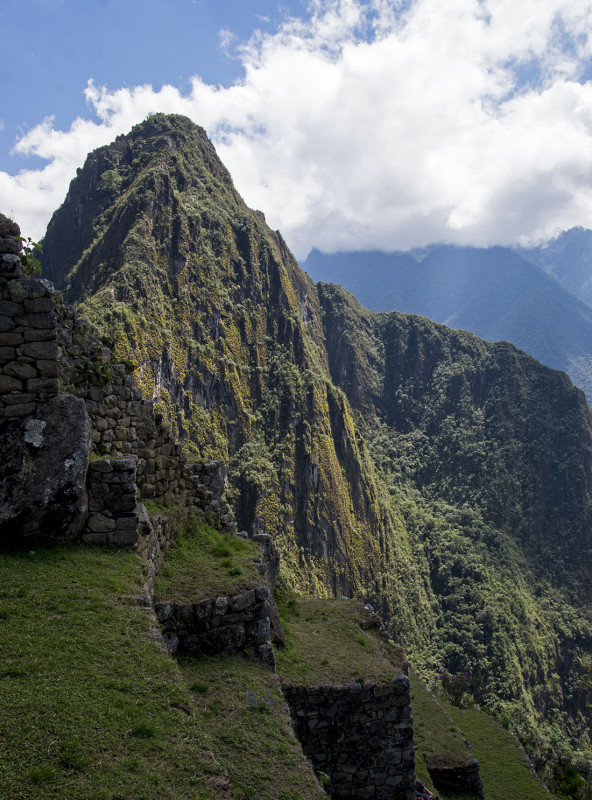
[284,675,416,800]
[155,583,276,670]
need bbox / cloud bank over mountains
[4,0,592,258]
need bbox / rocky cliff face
[41,113,592,777]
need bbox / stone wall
[155,581,276,670]
[56,303,187,499]
[83,458,139,545]
[0,226,59,420]
[283,675,416,800]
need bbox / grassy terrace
[154,520,260,603]
[275,594,406,686]
[0,544,322,800]
[179,653,324,799]
[410,673,554,800]
[0,546,217,800]
[443,703,553,800]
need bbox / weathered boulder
[0,394,90,548]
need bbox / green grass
[0,545,224,800]
[180,652,324,799]
[443,702,553,800]
[410,672,474,773]
[154,520,260,603]
[275,594,406,687]
[410,672,555,800]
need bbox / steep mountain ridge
[41,114,592,782]
[304,245,592,401]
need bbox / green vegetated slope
[410,673,552,800]
[40,114,592,785]
[274,594,406,687]
[0,544,324,800]
[0,545,220,800]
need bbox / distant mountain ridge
[515,226,592,306]
[304,241,592,401]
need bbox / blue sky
[3,0,592,258]
[1,0,302,171]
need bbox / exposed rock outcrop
[0,393,90,548]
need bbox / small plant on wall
[17,235,43,275]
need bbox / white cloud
[4,0,592,257]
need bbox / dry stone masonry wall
[0,224,59,420]
[155,582,276,670]
[57,303,187,499]
[283,676,416,800]
[83,458,139,545]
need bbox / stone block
[3,361,37,380]
[23,297,54,313]
[0,332,24,346]
[0,253,22,274]
[0,315,16,331]
[230,590,256,612]
[8,278,52,300]
[20,341,58,360]
[112,457,136,472]
[82,532,108,545]
[115,515,138,530]
[0,346,16,362]
[0,375,22,393]
[19,313,55,329]
[36,359,58,377]
[3,402,36,417]
[0,299,23,317]
[24,328,56,342]
[26,377,59,395]
[107,530,138,546]
[154,602,175,622]
[87,514,116,533]
[89,459,114,474]
[2,392,36,405]
[247,617,271,644]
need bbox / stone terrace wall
[56,303,186,499]
[155,583,275,670]
[0,228,59,420]
[83,458,139,545]
[283,675,416,800]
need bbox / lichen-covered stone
[0,394,90,548]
